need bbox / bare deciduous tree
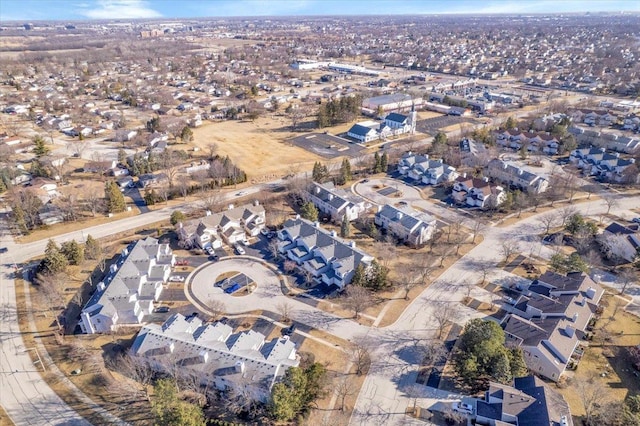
[575,373,608,425]
[470,219,487,243]
[537,211,560,235]
[431,301,457,339]
[500,238,520,264]
[345,285,374,319]
[34,272,66,331]
[349,341,371,376]
[207,299,226,320]
[602,194,619,215]
[335,375,357,412]
[113,352,154,401]
[276,301,293,323]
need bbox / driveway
[353,177,471,225]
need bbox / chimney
[295,214,301,220]
[315,186,321,194]
[97,282,106,291]
[585,287,596,299]
[169,342,175,353]
[205,210,212,216]
[253,199,260,206]
[462,172,467,178]
[572,313,579,322]
[396,211,403,220]
[565,325,575,337]
[199,350,209,363]
[228,204,234,210]
[350,241,356,248]
[482,176,489,183]
[234,360,245,373]
[330,230,337,237]
[314,221,320,228]
[328,194,334,200]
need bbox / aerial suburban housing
[304,182,370,222]
[131,313,299,403]
[277,217,374,289]
[485,159,549,194]
[597,222,640,263]
[79,237,175,334]
[397,152,459,185]
[452,174,506,208]
[176,201,266,249]
[501,271,603,382]
[475,376,573,426]
[569,147,639,182]
[374,204,437,246]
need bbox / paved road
[0,217,91,425]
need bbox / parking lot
[290,132,365,158]
[415,115,475,135]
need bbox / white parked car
[205,246,215,255]
[169,275,185,283]
[234,245,246,255]
[235,191,248,196]
[452,402,474,415]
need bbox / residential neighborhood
[1,5,639,426]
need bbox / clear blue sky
[1,0,638,21]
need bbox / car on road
[282,324,296,336]
[398,201,408,206]
[234,244,246,255]
[169,275,185,283]
[361,179,369,183]
[154,306,170,313]
[175,259,189,266]
[632,217,640,224]
[235,191,248,197]
[0,247,7,253]
[452,402,474,415]
[208,254,218,261]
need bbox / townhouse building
[277,217,374,289]
[397,152,459,185]
[569,147,638,183]
[452,174,506,208]
[597,222,640,263]
[501,271,603,382]
[176,202,265,249]
[132,313,299,403]
[495,129,559,154]
[486,159,549,194]
[305,182,369,222]
[80,237,175,334]
[374,204,437,246]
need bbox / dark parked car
[154,306,170,313]
[0,247,7,253]
[282,324,296,336]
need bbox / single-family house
[374,204,437,246]
[79,237,175,334]
[138,173,168,188]
[131,313,299,403]
[176,201,265,249]
[277,217,374,289]
[486,159,549,194]
[305,182,369,222]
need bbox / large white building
[485,159,549,194]
[79,237,175,334]
[278,217,374,289]
[132,313,299,403]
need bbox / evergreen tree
[151,379,205,426]
[10,203,28,233]
[351,263,366,287]
[0,178,7,193]
[339,158,352,184]
[144,189,157,206]
[340,214,350,238]
[170,210,185,226]
[60,240,84,265]
[118,148,127,165]
[33,136,49,157]
[380,152,388,173]
[84,234,101,260]
[504,116,517,130]
[180,126,193,142]
[40,239,68,274]
[312,161,328,183]
[105,181,125,213]
[373,152,381,173]
[300,201,318,222]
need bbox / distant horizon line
[3,10,639,23]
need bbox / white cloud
[80,0,162,19]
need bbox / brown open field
[191,117,323,179]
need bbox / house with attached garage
[277,217,374,289]
[79,237,175,334]
[485,159,549,194]
[131,313,299,403]
[304,182,369,222]
[397,152,459,185]
[176,201,265,249]
[374,204,437,246]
